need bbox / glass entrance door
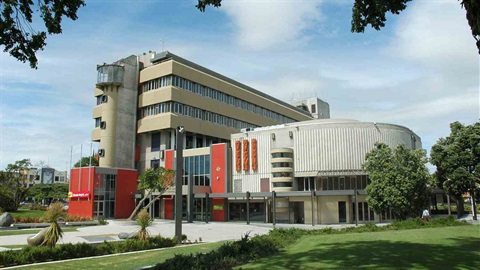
[94,200,104,217]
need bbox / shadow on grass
[242,237,480,269]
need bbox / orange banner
[243,139,249,171]
[251,139,258,171]
[235,140,242,172]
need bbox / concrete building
[91,51,314,173]
[24,168,67,187]
[229,119,421,224]
[70,51,316,219]
[291,97,330,119]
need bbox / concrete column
[99,85,119,168]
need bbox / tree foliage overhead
[128,167,175,220]
[363,143,430,220]
[196,0,480,54]
[1,0,86,68]
[73,155,99,167]
[0,159,33,212]
[430,121,479,218]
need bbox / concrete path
[1,215,478,247]
[0,219,330,247]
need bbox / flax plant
[135,209,152,241]
[42,202,66,247]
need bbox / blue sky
[0,0,478,171]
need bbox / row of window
[142,101,259,130]
[298,175,370,191]
[272,172,293,178]
[141,75,298,124]
[272,162,293,168]
[272,152,293,158]
[182,155,211,186]
[273,182,293,188]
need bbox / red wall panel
[212,198,226,221]
[164,198,173,219]
[211,144,226,194]
[115,169,138,219]
[68,167,95,218]
[165,150,174,170]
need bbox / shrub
[154,232,281,270]
[42,202,67,247]
[0,235,176,267]
[13,217,42,223]
[28,204,47,211]
[135,209,152,241]
[65,215,93,222]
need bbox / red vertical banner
[251,138,257,171]
[235,140,242,172]
[243,139,249,171]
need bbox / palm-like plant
[135,209,152,241]
[42,202,66,247]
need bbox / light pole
[175,126,185,243]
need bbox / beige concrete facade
[92,51,314,174]
[230,119,421,224]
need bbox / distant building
[24,168,67,187]
[291,97,330,119]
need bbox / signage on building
[243,139,249,171]
[251,138,258,171]
[68,191,90,199]
[235,140,242,172]
[213,205,223,210]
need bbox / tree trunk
[471,188,477,220]
[128,191,151,220]
[456,197,465,218]
[142,193,164,215]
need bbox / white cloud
[389,0,478,70]
[222,0,323,50]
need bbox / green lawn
[7,209,46,218]
[238,225,480,270]
[13,242,224,270]
[0,227,78,237]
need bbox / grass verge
[237,225,480,270]
[0,227,78,237]
[13,242,224,270]
[7,209,46,218]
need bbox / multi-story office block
[70,51,314,219]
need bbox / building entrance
[93,174,116,218]
[229,202,265,222]
[338,201,347,223]
[290,202,305,224]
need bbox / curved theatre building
[228,119,421,224]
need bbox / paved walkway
[1,214,478,248]
[0,219,340,247]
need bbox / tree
[430,121,479,219]
[363,143,430,220]
[0,159,33,212]
[128,167,175,220]
[1,0,86,68]
[196,0,480,54]
[73,155,99,167]
[28,183,69,202]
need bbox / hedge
[0,235,177,267]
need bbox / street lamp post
[175,126,185,243]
